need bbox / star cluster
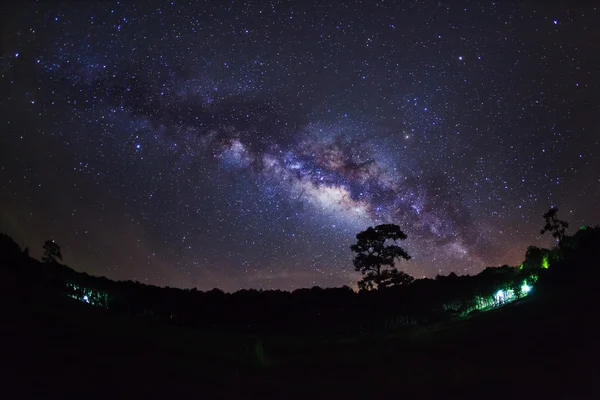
[1,1,599,291]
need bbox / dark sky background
[1,1,598,291]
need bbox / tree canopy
[42,240,62,264]
[350,224,412,290]
[540,208,569,247]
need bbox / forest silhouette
[1,208,599,397]
[0,208,590,331]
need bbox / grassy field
[1,270,597,398]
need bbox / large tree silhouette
[540,208,569,247]
[42,240,62,264]
[357,268,414,291]
[350,224,412,290]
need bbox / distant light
[495,290,505,302]
[15,53,19,58]
[553,20,558,25]
[458,56,463,61]
[136,144,141,149]
[542,255,549,269]
[522,284,531,294]
[82,295,89,303]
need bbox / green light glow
[65,282,109,308]
[521,282,531,293]
[541,255,549,269]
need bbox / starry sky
[1,1,599,291]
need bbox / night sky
[1,1,599,291]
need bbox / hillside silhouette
[1,220,600,397]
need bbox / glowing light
[495,290,505,302]
[82,295,89,303]
[521,283,531,293]
[541,255,549,269]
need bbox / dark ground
[1,267,598,399]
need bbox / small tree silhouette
[42,240,62,264]
[540,208,569,247]
[350,224,412,290]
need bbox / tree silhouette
[540,208,569,247]
[522,245,551,270]
[358,268,414,290]
[350,224,412,290]
[42,240,62,264]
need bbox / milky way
[1,1,599,291]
